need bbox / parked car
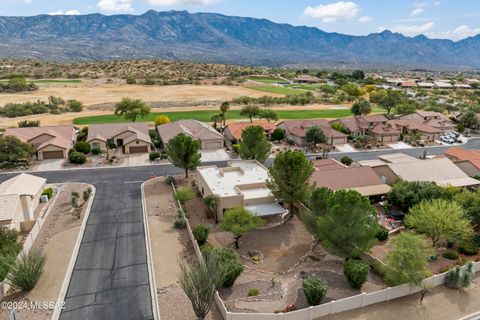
[441,137,455,144]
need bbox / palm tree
[203,195,220,224]
[210,114,222,129]
[220,101,230,127]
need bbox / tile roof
[0,194,19,222]
[0,173,46,196]
[390,119,442,134]
[279,119,347,139]
[4,125,75,151]
[157,120,223,143]
[312,158,346,171]
[444,147,480,170]
[87,122,151,143]
[388,158,480,187]
[310,165,391,196]
[225,122,276,141]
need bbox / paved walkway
[320,276,480,320]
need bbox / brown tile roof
[86,122,151,143]
[310,166,391,196]
[225,122,276,141]
[445,147,480,160]
[390,119,442,134]
[312,158,346,171]
[4,125,75,151]
[369,122,402,136]
[278,119,347,139]
[157,120,223,143]
[333,118,360,133]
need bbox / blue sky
[3,0,480,41]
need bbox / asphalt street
[0,139,479,319]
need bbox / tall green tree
[384,232,432,287]
[267,150,314,214]
[406,199,474,247]
[306,126,327,149]
[459,110,479,130]
[220,101,230,127]
[454,190,480,229]
[238,125,271,163]
[114,98,151,122]
[166,133,202,178]
[0,136,34,162]
[240,105,261,123]
[377,89,403,115]
[259,109,279,122]
[314,190,379,258]
[351,99,372,116]
[178,254,226,320]
[388,181,444,212]
[220,207,265,249]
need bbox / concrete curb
[52,184,96,320]
[459,312,480,320]
[141,180,161,320]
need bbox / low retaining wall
[0,184,63,299]
[172,183,480,320]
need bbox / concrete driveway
[123,154,150,167]
[334,144,357,153]
[201,149,231,162]
[33,159,65,171]
[387,142,414,150]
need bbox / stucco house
[157,119,225,150]
[397,111,455,133]
[276,119,348,147]
[0,173,46,231]
[389,119,442,142]
[196,160,289,222]
[4,125,76,160]
[331,115,401,143]
[224,121,276,143]
[86,122,152,154]
[444,147,480,178]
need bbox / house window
[92,143,99,148]
[136,140,139,144]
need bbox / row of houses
[395,79,474,89]
[3,123,154,160]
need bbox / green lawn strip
[246,85,303,95]
[74,107,385,125]
[286,83,324,91]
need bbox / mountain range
[0,10,479,69]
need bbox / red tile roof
[4,125,75,151]
[278,119,347,139]
[225,122,276,141]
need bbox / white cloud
[97,0,134,12]
[391,21,435,36]
[23,0,32,3]
[434,1,441,5]
[146,0,218,5]
[410,8,425,16]
[357,16,372,23]
[303,1,360,23]
[49,10,81,15]
[428,25,480,40]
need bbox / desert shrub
[375,226,389,241]
[68,151,86,164]
[74,141,91,154]
[91,147,101,155]
[445,263,474,289]
[0,253,16,282]
[173,210,186,229]
[200,243,213,256]
[209,247,243,287]
[343,259,369,289]
[149,151,161,161]
[67,99,83,112]
[340,156,353,166]
[18,120,40,127]
[272,128,285,141]
[457,242,479,256]
[107,141,116,149]
[0,226,21,257]
[126,76,136,84]
[303,276,327,306]
[175,187,195,205]
[442,251,459,260]
[232,144,240,154]
[41,187,53,199]
[193,224,209,246]
[247,288,260,297]
[165,175,176,185]
[6,250,46,291]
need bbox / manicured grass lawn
[246,85,302,95]
[286,83,325,91]
[247,76,283,84]
[74,108,385,125]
